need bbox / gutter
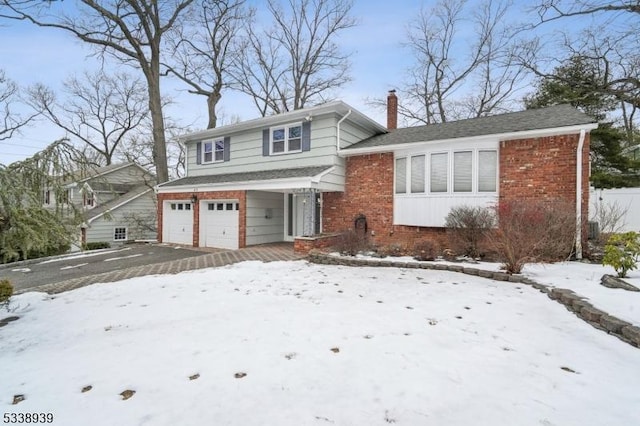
[575,129,586,260]
[336,110,352,154]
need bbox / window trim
[202,138,225,164]
[113,227,127,241]
[394,147,498,196]
[269,122,303,155]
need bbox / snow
[1,260,639,426]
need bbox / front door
[284,192,321,241]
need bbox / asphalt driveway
[0,244,210,292]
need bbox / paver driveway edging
[307,251,640,349]
[16,244,303,295]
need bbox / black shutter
[196,142,202,165]
[223,136,230,162]
[302,121,311,152]
[262,129,270,156]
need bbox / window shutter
[395,158,407,194]
[478,150,497,192]
[410,155,425,193]
[430,153,448,192]
[302,121,311,152]
[454,151,472,192]
[196,142,202,165]
[262,129,270,156]
[223,136,231,162]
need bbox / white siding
[394,195,498,227]
[590,187,640,232]
[92,164,153,185]
[246,191,285,245]
[186,113,380,179]
[86,192,157,243]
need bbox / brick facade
[157,190,247,248]
[322,132,590,252]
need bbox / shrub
[445,205,495,258]
[376,243,409,258]
[412,239,439,261]
[0,279,13,306]
[83,242,111,251]
[602,232,640,278]
[487,199,576,274]
[335,230,369,256]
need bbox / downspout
[575,129,586,260]
[336,110,352,154]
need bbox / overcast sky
[0,0,590,166]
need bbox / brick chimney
[387,90,398,130]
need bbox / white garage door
[163,201,193,245]
[200,200,239,250]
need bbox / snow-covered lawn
[1,260,639,426]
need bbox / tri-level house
[156,92,598,256]
[44,162,157,246]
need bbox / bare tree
[232,0,356,116]
[0,0,195,183]
[0,69,36,142]
[519,1,640,139]
[27,70,149,166]
[397,0,524,125]
[164,0,249,129]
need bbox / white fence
[589,187,640,232]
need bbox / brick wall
[500,133,590,246]
[157,190,247,247]
[322,132,590,252]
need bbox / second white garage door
[200,200,239,250]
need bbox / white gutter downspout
[575,129,586,260]
[336,110,352,154]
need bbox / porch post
[301,189,317,237]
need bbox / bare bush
[445,205,495,258]
[487,199,576,274]
[591,198,629,237]
[412,239,439,261]
[335,230,369,256]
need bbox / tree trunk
[147,61,169,184]
[206,92,221,129]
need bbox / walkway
[19,243,303,295]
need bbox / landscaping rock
[600,315,632,334]
[621,326,640,346]
[600,274,640,292]
[579,307,607,322]
[492,272,510,281]
[477,270,494,278]
[462,267,480,276]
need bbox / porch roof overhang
[156,166,341,193]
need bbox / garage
[163,201,194,245]
[200,200,240,249]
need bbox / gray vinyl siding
[91,164,153,185]
[86,191,157,244]
[187,115,342,177]
[245,191,285,245]
[339,119,377,149]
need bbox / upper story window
[196,137,230,165]
[202,139,225,163]
[83,192,95,207]
[43,189,51,205]
[271,123,302,154]
[395,149,497,195]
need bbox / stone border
[307,251,640,349]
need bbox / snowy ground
[1,260,639,426]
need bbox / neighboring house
[44,162,157,246]
[156,92,598,256]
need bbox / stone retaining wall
[308,251,640,349]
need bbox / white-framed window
[83,192,95,207]
[202,138,225,163]
[430,152,448,193]
[114,227,127,241]
[395,148,498,195]
[271,123,302,154]
[395,157,406,194]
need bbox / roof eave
[339,123,599,157]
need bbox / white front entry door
[200,200,240,249]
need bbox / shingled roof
[344,104,597,151]
[159,166,333,188]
